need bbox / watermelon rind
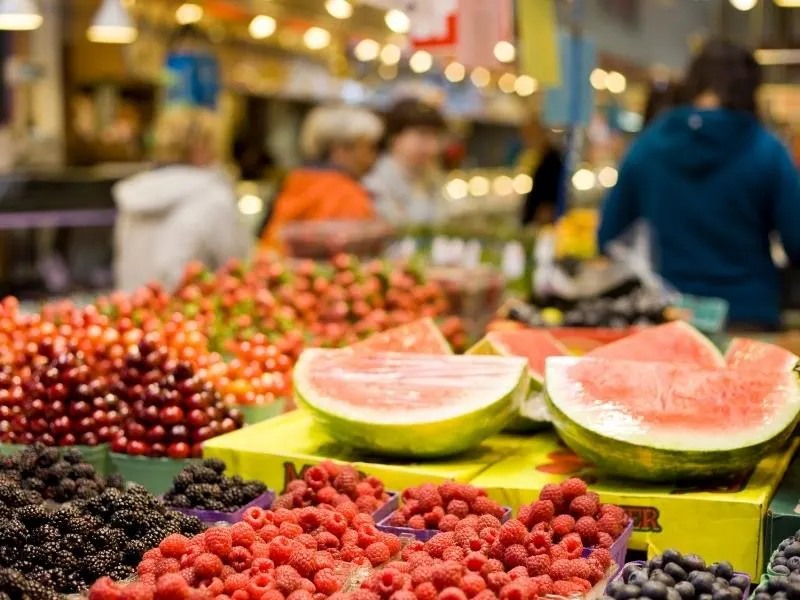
[294,349,529,458]
[350,318,453,355]
[545,356,800,481]
[588,321,725,368]
[725,337,799,372]
[467,331,568,433]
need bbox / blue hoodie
[598,106,800,328]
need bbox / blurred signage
[517,0,560,86]
[543,31,596,127]
[164,50,220,109]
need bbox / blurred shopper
[598,39,800,329]
[520,116,564,227]
[113,107,248,292]
[364,98,446,225]
[643,80,679,128]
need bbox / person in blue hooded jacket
[598,39,800,330]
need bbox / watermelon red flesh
[725,337,798,372]
[294,349,528,457]
[545,356,800,481]
[349,318,452,354]
[486,330,569,380]
[587,321,725,368]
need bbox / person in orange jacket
[261,104,384,249]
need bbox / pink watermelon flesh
[546,356,799,448]
[587,321,724,368]
[725,338,798,372]
[488,330,568,379]
[350,318,451,354]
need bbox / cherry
[146,424,166,443]
[169,424,189,442]
[150,443,166,457]
[187,409,209,428]
[126,440,148,456]
[111,436,128,453]
[167,442,190,459]
[127,422,146,440]
[160,406,184,425]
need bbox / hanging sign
[164,50,221,109]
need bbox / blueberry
[715,562,734,581]
[609,580,625,598]
[693,573,716,595]
[776,566,793,576]
[711,589,733,600]
[651,570,676,588]
[708,563,720,577]
[624,564,644,582]
[665,563,688,582]
[788,582,800,600]
[786,543,800,559]
[630,571,650,587]
[778,558,790,567]
[641,581,669,600]
[683,554,707,573]
[715,578,731,588]
[674,581,696,600]
[729,576,749,592]
[667,589,682,600]
[727,588,742,600]
[698,594,713,600]
[769,576,790,594]
[663,549,683,565]
[753,593,771,600]
[789,557,800,573]
[618,584,642,600]
[650,557,665,571]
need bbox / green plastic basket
[239,399,286,425]
[0,443,110,475]
[110,453,199,495]
[766,550,780,578]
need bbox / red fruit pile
[390,483,505,531]
[517,478,629,549]
[89,505,403,600]
[273,461,389,515]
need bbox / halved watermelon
[545,356,800,481]
[294,349,528,457]
[725,337,799,372]
[468,330,569,432]
[350,318,452,354]
[587,321,725,368]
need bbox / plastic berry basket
[376,506,512,542]
[0,443,110,476]
[766,549,780,578]
[581,520,634,578]
[164,490,276,525]
[110,453,200,495]
[372,492,399,523]
[607,561,751,597]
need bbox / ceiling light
[385,8,410,33]
[470,67,491,88]
[379,44,401,65]
[512,173,533,194]
[325,0,353,19]
[498,73,517,93]
[409,50,433,74]
[598,166,618,188]
[249,15,276,40]
[175,2,203,25]
[605,71,627,94]
[354,38,380,62]
[445,178,468,200]
[515,75,537,96]
[444,62,465,83]
[88,0,136,43]
[590,68,607,90]
[303,26,331,50]
[572,168,596,191]
[468,176,490,197]
[0,0,42,30]
[729,0,757,9]
[493,175,514,196]
[494,40,516,63]
[238,194,264,215]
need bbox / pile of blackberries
[769,536,800,576]
[163,458,267,512]
[0,479,204,595]
[0,443,124,502]
[0,567,60,600]
[607,550,749,600]
[751,574,800,600]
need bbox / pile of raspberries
[389,482,505,531]
[516,477,629,548]
[89,504,402,600]
[272,461,389,515]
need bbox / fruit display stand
[167,490,276,525]
[201,411,525,493]
[469,431,799,577]
[110,453,199,495]
[0,442,110,475]
[762,456,800,573]
[238,397,287,424]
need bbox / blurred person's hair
[384,98,446,143]
[643,80,680,127]
[300,105,383,161]
[682,38,761,115]
[153,107,220,164]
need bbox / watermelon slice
[545,356,800,481]
[294,349,528,457]
[468,330,569,432]
[350,318,452,354]
[587,321,725,368]
[725,337,799,372]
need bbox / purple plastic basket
[372,492,399,523]
[607,560,751,597]
[582,520,634,576]
[166,491,275,525]
[376,506,513,542]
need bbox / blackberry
[69,463,95,479]
[172,471,194,492]
[0,545,18,566]
[32,524,60,545]
[21,544,47,564]
[82,549,120,579]
[123,539,147,565]
[5,488,32,508]
[205,499,225,511]
[13,559,34,574]
[168,494,191,508]
[60,570,87,594]
[22,477,44,493]
[62,447,84,464]
[0,519,27,544]
[15,504,48,527]
[48,461,70,481]
[141,530,167,551]
[62,533,88,557]
[50,506,81,531]
[54,478,77,501]
[110,564,135,581]
[66,515,99,536]
[106,473,125,490]
[203,457,226,474]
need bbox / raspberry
[587,559,605,584]
[455,528,479,550]
[335,501,359,523]
[322,512,348,538]
[365,542,392,566]
[317,486,338,505]
[425,507,446,527]
[560,534,584,559]
[229,523,257,549]
[499,520,526,547]
[509,567,530,581]
[525,529,552,553]
[280,522,304,539]
[443,546,466,562]
[156,573,190,600]
[224,574,250,595]
[485,572,511,594]
[498,582,529,600]
[531,575,552,596]
[464,552,487,573]
[402,542,426,562]
[408,515,426,529]
[559,479,588,503]
[416,583,438,600]
[313,569,341,595]
[425,532,456,559]
[526,554,551,577]
[515,505,534,530]
[252,557,276,574]
[471,497,503,518]
[431,561,463,590]
[408,552,434,570]
[439,482,460,503]
[269,536,294,565]
[155,559,181,577]
[288,548,316,578]
[351,592,380,600]
[439,587,468,600]
[304,465,330,490]
[314,531,340,550]
[473,593,497,600]
[548,559,571,582]
[527,500,554,526]
[381,533,402,556]
[194,553,223,579]
[89,577,121,600]
[138,560,157,577]
[243,507,267,530]
[460,515,480,532]
[295,534,318,551]
[597,513,624,538]
[356,481,376,499]
[574,516,599,545]
[600,504,628,522]
[591,548,612,570]
[357,525,381,548]
[262,592,285,600]
[229,547,253,572]
[447,500,469,519]
[275,566,303,594]
[538,484,565,514]
[340,544,364,562]
[121,582,154,600]
[569,577,592,592]
[247,574,276,600]
[548,545,568,562]
[297,508,323,532]
[480,560,504,579]
[205,528,233,558]
[459,574,486,598]
[503,545,527,570]
[159,534,190,559]
[477,515,502,531]
[480,528,499,546]
[390,512,407,527]
[569,494,599,519]
[391,592,416,600]
[412,565,434,587]
[274,509,299,526]
[488,541,504,561]
[551,514,575,539]
[415,484,443,512]
[597,532,614,548]
[568,559,591,580]
[552,580,583,597]
[386,561,412,574]
[258,525,280,543]
[287,591,313,600]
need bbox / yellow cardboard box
[471,432,798,578]
[203,411,525,493]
